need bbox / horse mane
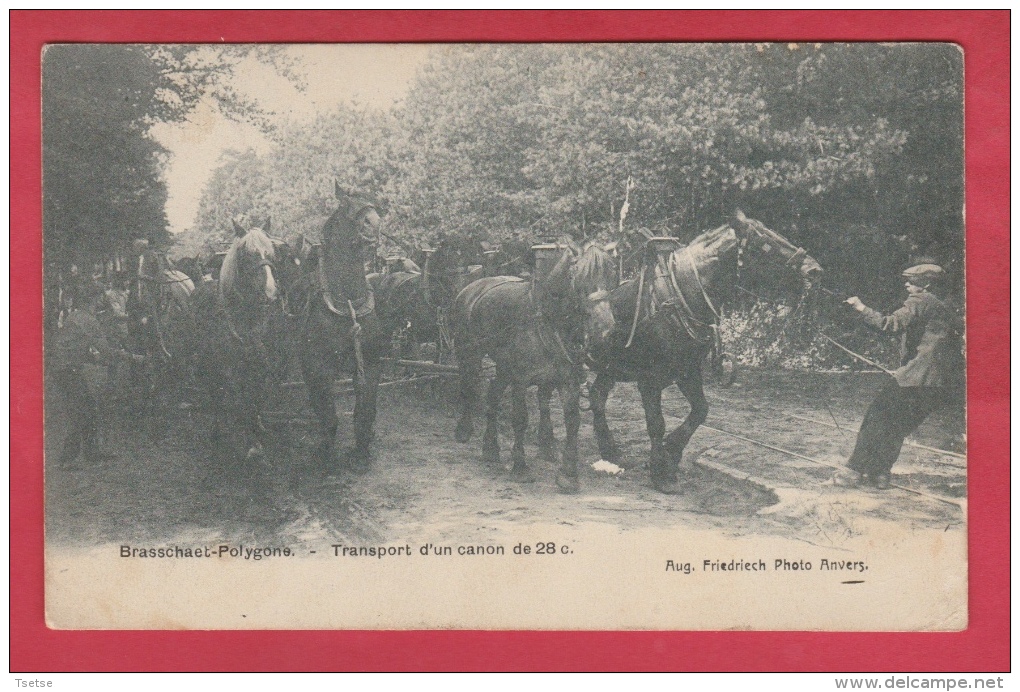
[573,243,619,295]
[219,227,276,299]
[683,224,734,266]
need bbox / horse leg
[350,360,381,473]
[537,382,556,462]
[555,380,582,494]
[245,365,270,462]
[508,381,535,483]
[455,346,482,443]
[665,370,709,475]
[589,373,620,462]
[302,350,339,466]
[638,381,679,494]
[482,370,509,466]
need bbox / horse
[174,255,209,286]
[298,183,385,472]
[586,210,823,493]
[123,249,195,432]
[369,239,482,361]
[452,239,618,492]
[190,218,288,460]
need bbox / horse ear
[263,217,271,233]
[733,209,748,226]
[334,180,344,200]
[233,219,246,237]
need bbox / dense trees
[43,44,303,271]
[184,107,399,256]
[43,45,171,270]
[190,43,962,310]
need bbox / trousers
[54,368,99,465]
[847,380,950,477]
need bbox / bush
[719,296,899,372]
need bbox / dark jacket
[859,291,963,388]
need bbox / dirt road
[45,366,966,552]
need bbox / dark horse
[587,211,823,493]
[299,183,384,472]
[452,240,618,492]
[369,240,472,361]
[191,218,288,460]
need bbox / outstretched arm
[845,295,923,333]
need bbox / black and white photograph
[43,42,966,630]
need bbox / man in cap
[51,281,144,465]
[835,263,964,489]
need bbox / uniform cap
[902,263,944,283]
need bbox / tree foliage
[184,106,399,255]
[189,43,962,306]
[43,45,171,269]
[43,44,306,272]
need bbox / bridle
[733,217,816,282]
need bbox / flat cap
[902,263,944,281]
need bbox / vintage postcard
[41,41,968,631]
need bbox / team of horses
[142,184,823,495]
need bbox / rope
[819,332,894,376]
[699,424,963,509]
[785,413,967,464]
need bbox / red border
[11,11,1009,672]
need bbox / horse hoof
[344,447,372,475]
[455,423,473,443]
[652,476,682,495]
[509,466,536,484]
[556,472,580,494]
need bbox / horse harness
[627,246,719,348]
[624,220,813,350]
[315,254,376,320]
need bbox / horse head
[330,181,380,251]
[536,240,618,345]
[731,210,823,287]
[220,217,279,306]
[572,242,619,342]
[319,183,381,307]
[425,236,476,306]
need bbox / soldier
[51,282,144,465]
[834,263,964,489]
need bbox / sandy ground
[42,365,970,630]
[44,365,966,551]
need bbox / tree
[189,105,398,253]
[43,44,307,272]
[43,45,171,270]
